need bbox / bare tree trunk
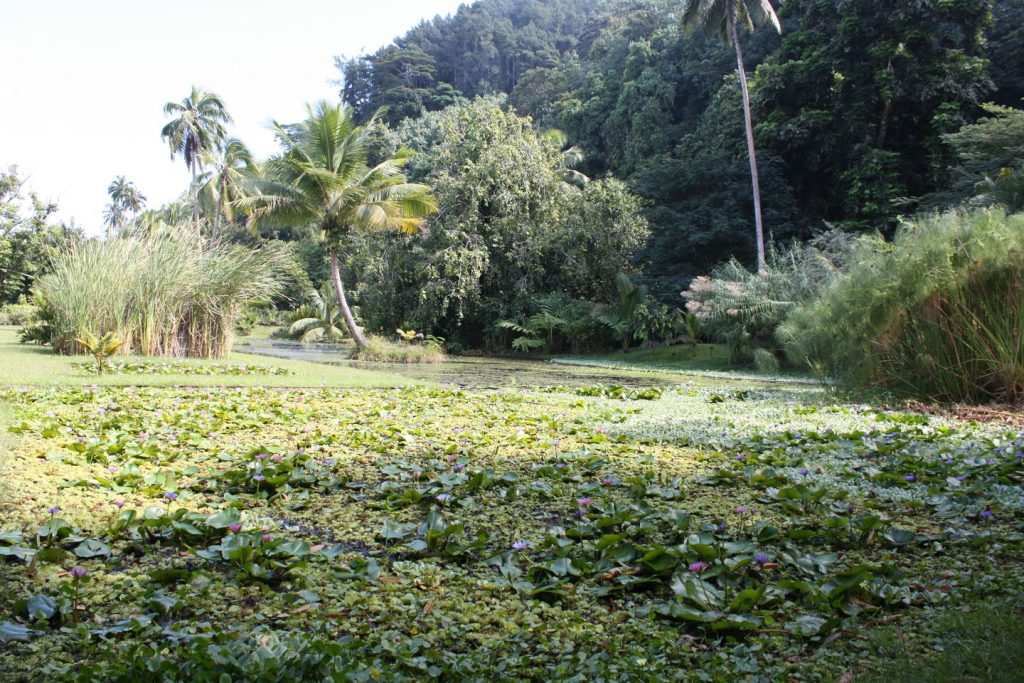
[329,246,369,348]
[732,20,767,273]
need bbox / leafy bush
[351,334,446,363]
[0,303,36,325]
[780,208,1024,402]
[683,234,849,363]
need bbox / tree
[0,166,81,304]
[103,176,146,235]
[681,0,781,271]
[160,87,232,233]
[245,100,436,348]
[195,138,258,240]
[288,285,346,342]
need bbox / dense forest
[338,0,1024,298]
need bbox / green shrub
[683,234,848,364]
[0,303,36,325]
[752,348,781,375]
[350,334,446,363]
[780,208,1024,403]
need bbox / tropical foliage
[244,101,437,349]
[780,209,1024,402]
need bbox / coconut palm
[103,176,146,235]
[681,0,781,271]
[195,138,258,240]
[542,129,589,188]
[160,87,232,233]
[288,286,346,343]
[242,100,437,348]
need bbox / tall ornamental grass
[35,232,288,358]
[779,209,1024,403]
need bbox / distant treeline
[338,0,1024,298]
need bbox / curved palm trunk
[328,246,369,348]
[731,19,767,273]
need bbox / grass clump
[350,334,446,363]
[31,231,289,358]
[780,208,1024,403]
[858,601,1024,683]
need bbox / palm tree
[103,176,146,235]
[681,0,781,271]
[596,273,647,352]
[541,129,589,188]
[288,286,346,343]
[242,100,437,348]
[195,138,258,241]
[160,87,232,233]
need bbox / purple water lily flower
[798,468,810,476]
[980,510,994,518]
[271,454,284,462]
[436,493,453,503]
[578,497,593,508]
[164,492,178,500]
[904,474,916,482]
[255,453,268,460]
[69,567,87,579]
[688,561,709,574]
[229,523,242,533]
[47,506,61,515]
[512,541,529,551]
[754,554,769,565]
[252,474,266,482]
[261,534,273,542]
[112,499,125,509]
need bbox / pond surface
[236,339,704,390]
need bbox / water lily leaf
[74,538,111,558]
[204,509,241,529]
[0,546,36,562]
[785,614,828,636]
[0,621,35,642]
[27,595,57,620]
[146,593,179,615]
[883,528,916,546]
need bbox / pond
[235,338,737,390]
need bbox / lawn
[0,355,1022,681]
[555,344,815,383]
[0,326,409,389]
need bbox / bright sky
[0,0,465,235]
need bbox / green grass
[858,602,1024,682]
[0,326,409,388]
[555,343,814,383]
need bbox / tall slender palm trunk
[731,19,767,273]
[191,163,201,237]
[328,246,369,348]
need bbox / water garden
[2,0,1023,681]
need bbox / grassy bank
[0,327,409,388]
[556,343,815,384]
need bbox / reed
[780,208,1024,403]
[34,230,288,358]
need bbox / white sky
[0,0,466,235]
